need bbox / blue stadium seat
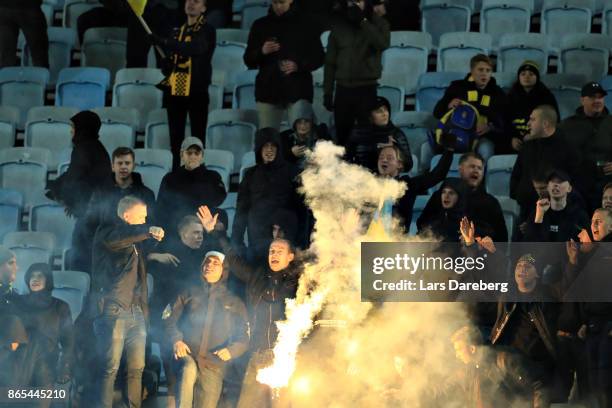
[421,0,474,45]
[543,73,585,119]
[0,158,48,209]
[210,70,225,112]
[541,0,595,47]
[0,147,52,167]
[409,195,432,235]
[415,72,464,112]
[212,41,248,93]
[216,28,249,44]
[378,77,405,113]
[429,153,463,193]
[56,67,110,110]
[4,231,54,294]
[133,148,172,197]
[82,28,127,80]
[382,31,432,94]
[144,108,191,150]
[437,32,493,72]
[0,189,23,242]
[41,3,54,26]
[204,149,234,190]
[57,147,72,175]
[497,33,549,74]
[22,27,76,87]
[311,68,334,127]
[603,4,612,36]
[92,107,139,155]
[241,2,269,30]
[63,0,102,30]
[112,68,164,132]
[232,70,258,110]
[320,30,330,51]
[220,192,237,233]
[392,111,437,171]
[239,151,256,183]
[206,109,258,173]
[0,67,49,130]
[601,75,612,109]
[25,107,78,169]
[558,34,611,81]
[52,270,90,322]
[485,154,518,196]
[480,0,533,44]
[30,202,76,254]
[0,106,19,149]
[498,196,520,239]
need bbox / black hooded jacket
[163,260,249,372]
[16,264,74,381]
[47,111,112,218]
[85,172,156,237]
[507,81,559,143]
[220,239,300,352]
[232,128,300,250]
[510,131,579,212]
[417,178,467,241]
[156,163,227,236]
[347,121,413,173]
[244,4,325,105]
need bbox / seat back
[56,67,110,110]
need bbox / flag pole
[126,0,166,58]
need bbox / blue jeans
[476,137,494,162]
[94,303,147,408]
[174,355,224,408]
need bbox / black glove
[346,4,364,26]
[323,94,334,112]
[147,33,168,47]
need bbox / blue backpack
[429,102,480,153]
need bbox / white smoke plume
[258,142,483,406]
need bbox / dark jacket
[563,233,612,303]
[221,240,300,352]
[156,164,226,236]
[91,222,152,318]
[280,122,331,168]
[346,122,413,173]
[0,314,30,387]
[510,132,578,212]
[232,128,300,251]
[244,5,324,105]
[491,299,558,363]
[16,264,74,381]
[47,111,112,218]
[86,172,156,227]
[559,108,612,192]
[434,75,508,151]
[524,199,590,243]
[417,178,468,242]
[1,0,42,9]
[323,12,390,95]
[507,81,559,143]
[392,149,453,231]
[163,266,248,372]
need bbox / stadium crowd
[1,0,612,407]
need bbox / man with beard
[459,152,508,242]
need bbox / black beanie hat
[517,61,540,81]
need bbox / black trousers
[554,334,589,403]
[164,92,209,169]
[0,7,48,68]
[333,84,377,146]
[76,7,127,45]
[126,3,179,68]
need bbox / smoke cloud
[259,142,482,406]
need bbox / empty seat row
[421,0,612,45]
